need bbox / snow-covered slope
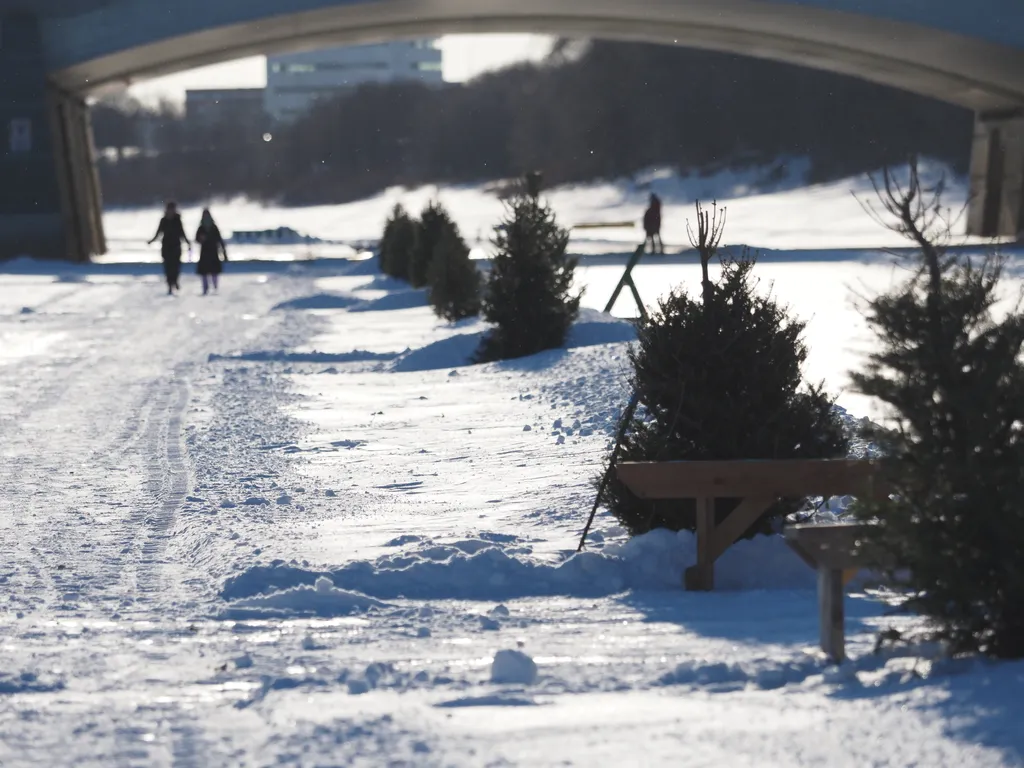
[102,158,969,261]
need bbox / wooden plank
[573,221,636,229]
[708,497,774,562]
[819,567,846,662]
[617,459,889,500]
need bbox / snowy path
[1,260,1022,767]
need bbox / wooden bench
[785,523,888,662]
[615,459,888,591]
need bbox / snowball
[491,649,538,685]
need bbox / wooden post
[685,497,716,591]
[819,567,846,662]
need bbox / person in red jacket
[643,193,663,254]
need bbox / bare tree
[686,200,726,303]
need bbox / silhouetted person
[148,201,190,295]
[195,208,228,295]
[643,193,663,254]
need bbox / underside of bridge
[1,2,1023,261]
[1,13,104,262]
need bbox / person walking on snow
[195,208,228,295]
[148,201,190,295]
[643,192,663,254]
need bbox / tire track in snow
[119,369,193,604]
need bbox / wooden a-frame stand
[603,243,649,320]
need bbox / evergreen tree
[379,204,417,279]
[427,227,481,322]
[604,204,847,537]
[409,201,457,288]
[476,195,581,362]
[851,162,1024,658]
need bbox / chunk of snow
[347,678,370,695]
[491,649,538,685]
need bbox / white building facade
[265,40,443,123]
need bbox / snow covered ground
[2,176,1023,766]
[101,158,975,263]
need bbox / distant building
[264,40,443,123]
[185,88,266,126]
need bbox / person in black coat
[148,201,191,295]
[643,193,663,254]
[195,208,228,295]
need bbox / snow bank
[273,293,363,311]
[222,526,815,607]
[221,575,390,619]
[391,329,486,373]
[391,309,636,373]
[657,654,823,691]
[349,289,428,313]
[208,349,398,365]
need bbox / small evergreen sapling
[378,204,418,280]
[604,203,847,537]
[851,161,1024,658]
[476,195,581,362]
[427,226,481,322]
[409,201,458,288]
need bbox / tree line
[93,40,974,208]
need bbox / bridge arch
[1,0,1022,261]
[44,0,1024,112]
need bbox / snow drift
[221,527,818,613]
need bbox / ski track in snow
[1,251,1023,767]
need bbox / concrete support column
[0,12,104,262]
[967,110,1024,240]
[49,87,107,259]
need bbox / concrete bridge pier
[968,110,1024,240]
[1,12,104,262]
